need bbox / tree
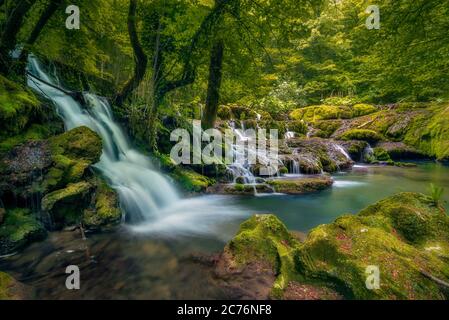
[113,0,147,107]
[0,0,38,74]
[202,39,224,129]
[18,0,65,73]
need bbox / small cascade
[333,144,352,161]
[291,159,300,175]
[27,55,179,223]
[363,144,374,162]
[284,131,295,140]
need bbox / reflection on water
[1,162,448,299]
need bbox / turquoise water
[1,162,448,299]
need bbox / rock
[44,126,102,191]
[41,181,93,228]
[376,142,426,160]
[83,181,121,231]
[290,104,377,122]
[207,183,274,195]
[339,129,383,143]
[284,138,354,173]
[296,192,449,299]
[216,214,300,298]
[338,140,369,162]
[0,208,46,256]
[219,193,449,299]
[0,140,52,204]
[170,167,215,193]
[0,271,31,300]
[266,176,333,195]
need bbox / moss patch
[170,167,215,193]
[267,176,333,195]
[0,208,46,255]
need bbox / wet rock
[0,208,46,255]
[284,138,354,173]
[41,181,93,228]
[338,140,369,162]
[266,176,333,195]
[0,271,31,300]
[83,180,122,231]
[376,142,426,160]
[219,193,449,299]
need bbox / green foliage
[429,183,445,207]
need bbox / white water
[333,144,352,161]
[26,56,250,236]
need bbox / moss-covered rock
[83,180,121,231]
[266,176,333,195]
[41,181,93,228]
[284,138,353,173]
[170,167,215,193]
[0,208,46,255]
[222,193,449,299]
[340,129,383,143]
[295,192,449,299]
[290,104,377,122]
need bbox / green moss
[43,127,102,190]
[227,192,449,299]
[267,177,333,194]
[0,208,46,255]
[83,180,121,230]
[226,214,301,295]
[403,104,449,161]
[170,168,214,192]
[290,104,377,122]
[340,129,383,143]
[373,148,391,162]
[0,75,40,138]
[313,120,342,138]
[41,181,93,226]
[279,167,289,175]
[288,120,308,135]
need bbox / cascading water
[27,56,179,223]
[333,144,352,161]
[26,56,252,238]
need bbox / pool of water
[1,162,448,299]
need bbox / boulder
[219,193,449,299]
[0,208,46,256]
[266,176,333,195]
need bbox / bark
[114,0,148,107]
[203,39,224,130]
[17,0,64,73]
[0,0,38,74]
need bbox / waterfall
[284,131,295,140]
[363,144,374,162]
[291,159,300,175]
[26,55,178,223]
[333,144,352,161]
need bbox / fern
[429,183,444,206]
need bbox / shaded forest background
[1,0,449,149]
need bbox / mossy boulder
[41,181,93,228]
[223,193,449,299]
[82,181,121,231]
[44,126,102,191]
[284,138,353,173]
[295,193,449,299]
[290,104,377,122]
[170,167,215,193]
[0,208,46,255]
[266,176,333,195]
[340,129,383,143]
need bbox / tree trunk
[203,39,224,130]
[17,0,64,73]
[0,0,37,74]
[114,0,148,107]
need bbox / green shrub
[428,183,444,207]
